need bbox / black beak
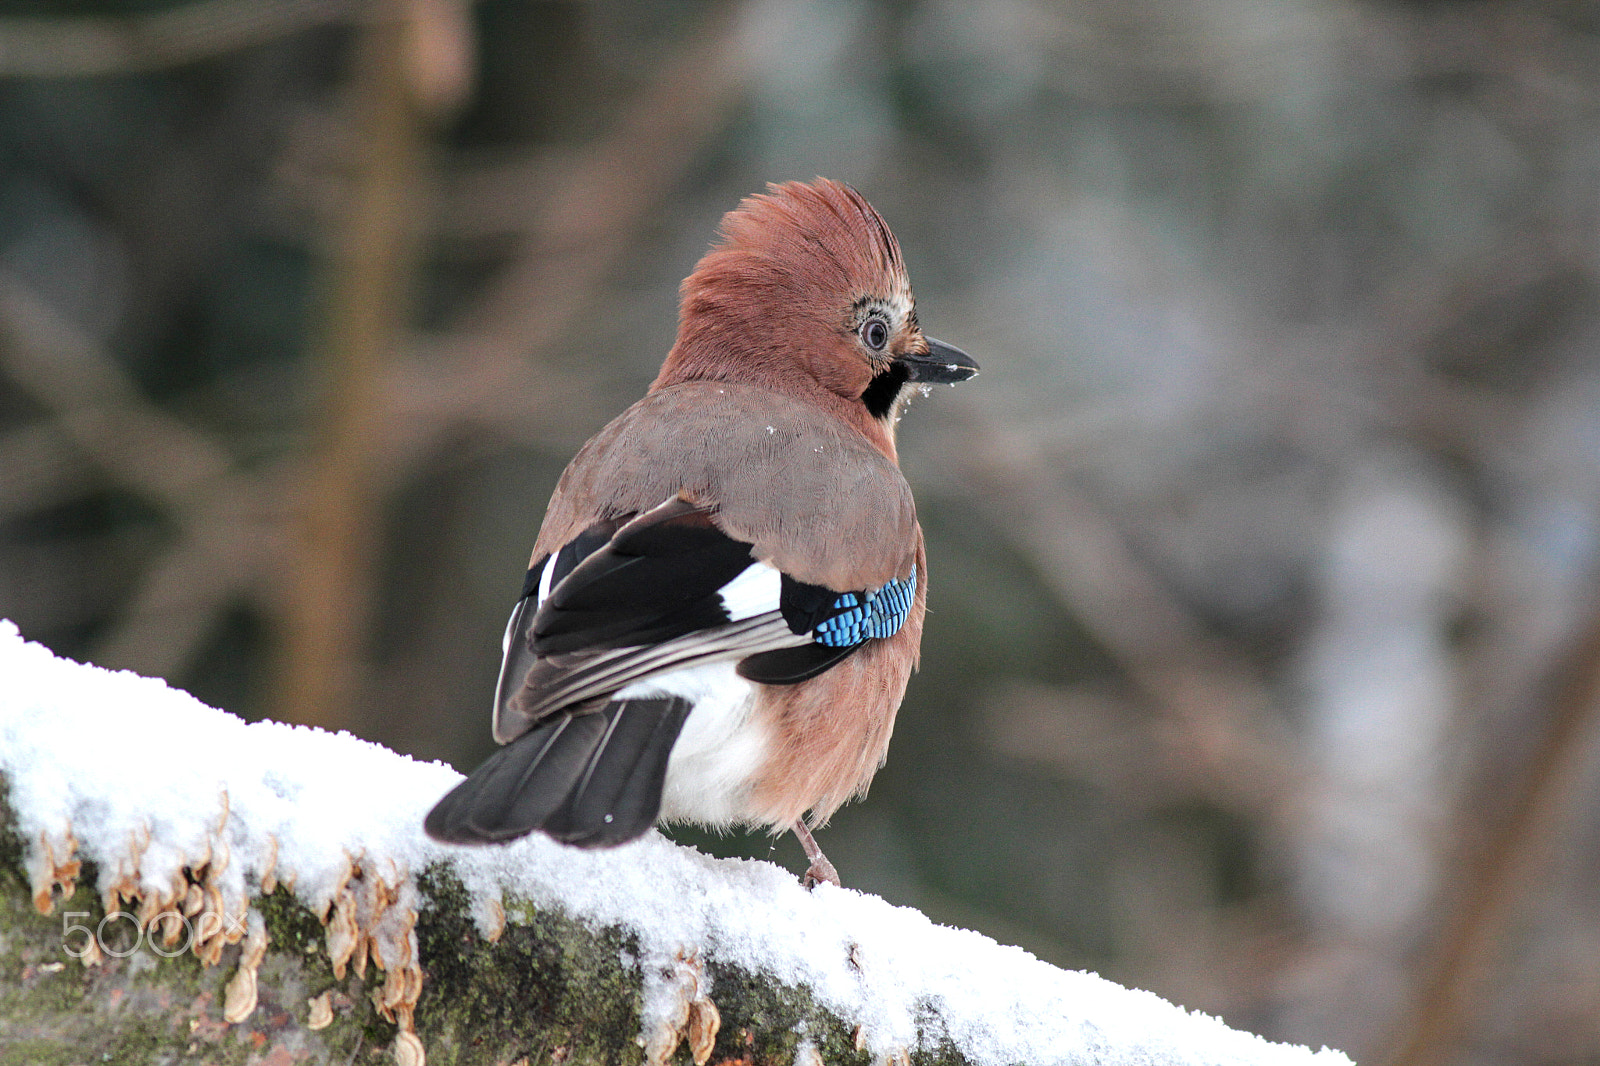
[902,337,979,384]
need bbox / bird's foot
[792,819,841,889]
[802,855,841,889]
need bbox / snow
[0,620,1351,1066]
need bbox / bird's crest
[659,179,915,393]
[709,178,907,299]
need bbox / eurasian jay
[424,178,977,886]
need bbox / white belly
[615,660,768,827]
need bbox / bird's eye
[859,318,889,351]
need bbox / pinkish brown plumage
[661,180,917,461]
[424,179,976,887]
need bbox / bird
[423,178,977,887]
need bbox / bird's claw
[802,854,841,890]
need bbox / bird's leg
[792,819,840,889]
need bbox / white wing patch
[717,561,782,621]
[502,555,556,658]
[536,554,557,604]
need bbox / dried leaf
[306,990,334,1031]
[686,996,721,1066]
[222,966,257,1024]
[393,1029,426,1066]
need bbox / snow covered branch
[0,622,1351,1066]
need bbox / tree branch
[0,623,1351,1066]
[0,0,357,79]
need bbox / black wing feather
[737,643,860,684]
[520,518,625,601]
[532,501,755,654]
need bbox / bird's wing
[491,494,919,745]
[527,381,921,592]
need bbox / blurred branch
[0,271,233,508]
[95,475,286,680]
[447,1,748,357]
[1387,589,1600,1066]
[949,419,1298,820]
[435,151,571,240]
[0,0,748,722]
[0,421,89,519]
[0,0,358,78]
[390,0,756,463]
[0,269,284,678]
[274,0,432,731]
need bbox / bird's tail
[423,697,692,847]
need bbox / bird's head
[656,179,976,454]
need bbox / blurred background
[2,0,1599,1062]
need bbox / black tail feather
[424,697,692,848]
[542,697,693,846]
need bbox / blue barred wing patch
[814,565,917,647]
